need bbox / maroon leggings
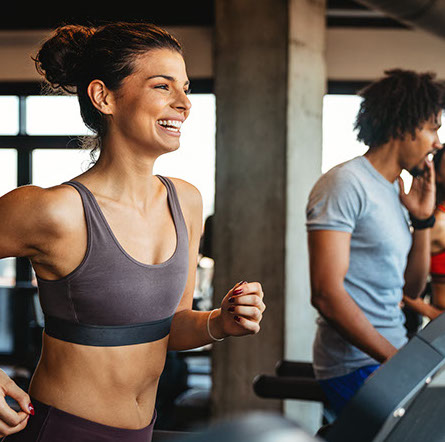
[2,398,156,442]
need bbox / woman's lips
[156,120,181,137]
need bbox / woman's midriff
[28,332,169,429]
[432,281,445,310]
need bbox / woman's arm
[0,370,33,437]
[167,179,265,351]
[0,186,62,435]
[0,185,50,259]
[168,281,265,351]
[402,295,443,320]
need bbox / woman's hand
[0,369,33,437]
[402,295,443,320]
[216,281,266,337]
[399,157,436,220]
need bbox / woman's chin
[157,142,180,155]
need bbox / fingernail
[229,297,235,303]
[233,288,243,295]
[228,306,235,312]
[234,316,240,322]
[28,403,34,415]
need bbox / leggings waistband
[3,397,156,442]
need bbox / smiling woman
[0,22,266,442]
[83,47,192,159]
[34,23,186,159]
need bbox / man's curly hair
[354,69,445,149]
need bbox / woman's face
[108,48,191,155]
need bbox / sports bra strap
[156,176,183,220]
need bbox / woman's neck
[79,142,160,205]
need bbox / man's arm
[309,230,398,363]
[403,229,431,299]
[400,158,436,298]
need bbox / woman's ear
[87,80,114,115]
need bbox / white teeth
[157,119,182,129]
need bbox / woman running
[0,22,265,441]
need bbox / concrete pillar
[212,0,326,435]
[285,0,326,432]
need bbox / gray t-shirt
[306,156,412,379]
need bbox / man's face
[406,111,443,177]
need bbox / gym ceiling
[1,1,406,30]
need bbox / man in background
[306,69,445,415]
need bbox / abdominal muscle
[28,332,169,429]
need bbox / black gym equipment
[254,312,445,442]
[154,412,319,442]
[325,312,445,442]
[253,360,328,405]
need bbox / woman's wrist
[207,308,227,341]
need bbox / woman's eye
[154,84,169,90]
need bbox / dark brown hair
[34,22,182,159]
[354,69,445,149]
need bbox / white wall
[327,28,445,80]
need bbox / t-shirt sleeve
[306,168,366,233]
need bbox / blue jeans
[319,364,380,416]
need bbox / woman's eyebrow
[147,74,190,86]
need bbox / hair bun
[34,25,96,92]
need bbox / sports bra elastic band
[44,314,174,346]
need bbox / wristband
[207,309,224,342]
[409,213,436,230]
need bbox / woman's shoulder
[1,183,74,210]
[165,177,203,235]
[165,177,202,210]
[4,183,84,233]
[43,182,85,221]
[0,184,85,258]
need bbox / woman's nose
[174,92,192,112]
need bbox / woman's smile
[156,119,184,137]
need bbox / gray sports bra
[37,176,189,347]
